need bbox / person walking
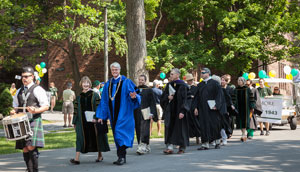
[257,78,272,136]
[235,77,255,142]
[134,75,157,155]
[96,62,140,165]
[70,76,110,165]
[150,80,163,136]
[62,82,75,127]
[12,66,49,172]
[160,68,189,154]
[193,68,223,150]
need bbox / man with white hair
[96,62,141,165]
[160,68,189,154]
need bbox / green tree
[147,0,300,75]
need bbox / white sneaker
[221,140,227,146]
[145,144,151,153]
[137,143,146,155]
[211,142,216,146]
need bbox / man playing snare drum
[11,66,49,172]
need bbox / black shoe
[70,159,80,165]
[215,144,221,149]
[260,131,264,135]
[113,158,126,165]
[197,147,208,151]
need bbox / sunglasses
[201,72,208,74]
[22,75,32,79]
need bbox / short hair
[110,62,121,70]
[67,82,72,88]
[222,74,231,82]
[171,68,181,75]
[139,74,147,81]
[211,75,221,85]
[202,68,211,75]
[238,77,247,85]
[79,76,92,88]
[247,79,253,84]
[259,78,265,82]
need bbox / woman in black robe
[235,77,255,142]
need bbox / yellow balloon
[264,82,270,87]
[199,78,203,82]
[256,83,260,87]
[269,70,276,78]
[39,72,44,78]
[248,72,256,80]
[286,74,293,80]
[35,64,41,72]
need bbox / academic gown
[96,75,141,148]
[235,86,256,129]
[192,79,223,143]
[134,85,157,144]
[72,90,110,153]
[160,80,189,147]
[187,85,201,138]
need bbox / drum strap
[22,92,31,113]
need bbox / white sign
[257,98,283,124]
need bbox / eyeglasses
[22,75,32,79]
[201,72,208,74]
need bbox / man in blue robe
[96,62,140,165]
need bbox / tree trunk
[67,37,81,95]
[125,0,148,84]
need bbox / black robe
[192,79,223,143]
[160,80,189,147]
[235,86,256,129]
[187,85,201,138]
[134,85,157,144]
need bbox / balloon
[163,79,168,84]
[286,74,293,80]
[42,68,47,74]
[291,68,299,77]
[199,78,203,82]
[269,70,276,78]
[35,64,41,72]
[40,62,46,68]
[248,72,256,80]
[258,70,267,78]
[264,82,270,87]
[256,83,260,87]
[39,72,44,77]
[183,76,186,80]
[284,66,291,74]
[160,72,166,79]
[242,73,249,80]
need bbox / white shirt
[13,82,50,108]
[204,77,212,83]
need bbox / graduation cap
[22,66,34,74]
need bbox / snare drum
[2,113,33,141]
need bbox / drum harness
[21,89,34,139]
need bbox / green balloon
[291,69,299,77]
[40,62,46,68]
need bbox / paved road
[1,112,300,172]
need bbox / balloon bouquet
[284,66,299,80]
[34,62,47,83]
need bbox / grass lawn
[53,101,63,111]
[0,123,164,155]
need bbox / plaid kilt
[16,117,45,149]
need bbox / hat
[93,80,101,87]
[185,73,194,81]
[22,66,34,74]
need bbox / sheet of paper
[207,100,216,109]
[85,111,95,122]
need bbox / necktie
[24,86,28,94]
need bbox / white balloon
[42,68,47,74]
[284,66,291,74]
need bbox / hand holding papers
[207,100,216,110]
[169,84,176,96]
[141,107,152,120]
[85,111,95,122]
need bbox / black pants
[140,119,150,144]
[117,145,127,158]
[134,110,141,144]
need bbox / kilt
[16,117,45,149]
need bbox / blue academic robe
[96,75,140,148]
